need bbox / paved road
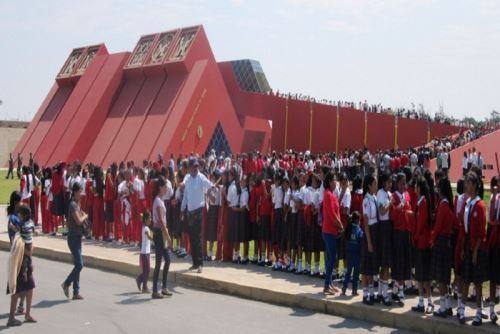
[0,251,413,334]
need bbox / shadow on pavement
[33,299,69,309]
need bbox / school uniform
[104,174,115,224]
[302,187,314,253]
[413,196,431,282]
[310,188,323,252]
[258,181,272,242]
[487,193,500,284]
[51,171,65,216]
[227,181,239,245]
[163,179,174,237]
[361,194,378,276]
[92,179,105,239]
[239,187,250,242]
[430,199,454,284]
[295,187,306,249]
[336,188,351,261]
[285,189,297,250]
[41,178,50,233]
[272,185,285,249]
[459,196,488,284]
[249,185,259,241]
[207,185,221,243]
[389,191,411,281]
[133,178,146,242]
[376,188,393,268]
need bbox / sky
[0,0,499,121]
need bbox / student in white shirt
[227,170,240,262]
[237,176,251,264]
[272,173,285,270]
[376,173,393,306]
[310,174,323,276]
[361,174,379,305]
[206,170,222,260]
[135,209,153,293]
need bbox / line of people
[8,148,500,327]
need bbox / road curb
[1,240,496,334]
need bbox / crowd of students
[8,146,500,327]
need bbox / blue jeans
[342,251,360,290]
[322,232,337,288]
[64,235,83,294]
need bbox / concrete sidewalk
[0,223,497,334]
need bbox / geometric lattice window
[204,122,232,157]
[230,59,271,93]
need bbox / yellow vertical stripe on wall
[309,102,313,151]
[284,99,289,152]
[336,106,340,153]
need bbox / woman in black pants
[151,176,173,299]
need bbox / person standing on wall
[181,157,214,274]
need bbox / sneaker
[72,294,84,300]
[352,289,359,296]
[197,266,203,274]
[152,292,163,299]
[392,292,400,301]
[446,308,453,317]
[383,297,393,307]
[425,304,434,314]
[161,289,173,297]
[251,259,258,265]
[258,260,265,266]
[472,314,482,326]
[398,298,405,308]
[433,309,448,318]
[457,308,466,325]
[61,283,69,298]
[341,287,347,296]
[265,260,273,267]
[6,318,22,327]
[412,305,425,313]
[490,312,498,325]
[241,258,249,265]
[362,296,374,305]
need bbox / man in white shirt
[181,157,214,273]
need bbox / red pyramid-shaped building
[12,25,460,166]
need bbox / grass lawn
[0,169,19,205]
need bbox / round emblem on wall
[197,125,203,139]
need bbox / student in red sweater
[410,176,433,314]
[457,171,488,326]
[322,172,343,295]
[431,177,455,318]
[487,176,499,324]
[389,173,412,307]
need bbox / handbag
[81,217,91,237]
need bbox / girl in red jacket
[410,176,433,314]
[487,176,499,324]
[431,177,455,318]
[457,171,488,326]
[389,173,412,307]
